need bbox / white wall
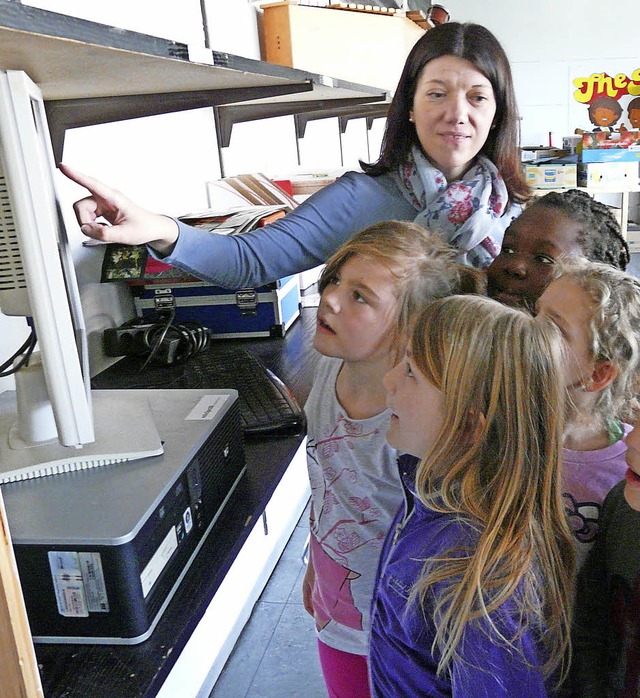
[204,0,261,59]
[445,0,640,146]
[24,0,206,43]
[2,1,222,386]
[445,0,640,222]
[210,0,640,160]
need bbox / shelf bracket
[294,103,389,139]
[45,83,313,161]
[215,95,386,148]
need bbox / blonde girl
[371,294,574,697]
[303,222,483,698]
[537,258,640,571]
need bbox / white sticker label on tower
[185,394,229,421]
[48,551,89,617]
[79,552,109,612]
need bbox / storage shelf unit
[532,182,640,240]
[0,0,388,158]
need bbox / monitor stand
[0,390,164,483]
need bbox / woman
[62,22,529,289]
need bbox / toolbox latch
[153,288,176,311]
[235,288,258,316]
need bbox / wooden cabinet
[263,2,424,91]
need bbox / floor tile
[210,601,286,698]
[210,500,325,698]
[259,524,308,604]
[287,564,307,605]
[244,603,324,698]
[280,518,309,561]
[259,555,305,604]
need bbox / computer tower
[1,388,245,644]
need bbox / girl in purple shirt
[370,295,575,697]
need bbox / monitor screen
[0,70,93,446]
[0,70,163,482]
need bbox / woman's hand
[58,163,180,256]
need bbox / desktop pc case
[1,388,245,644]
[131,274,301,339]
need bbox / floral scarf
[393,146,519,269]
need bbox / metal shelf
[0,0,387,158]
[293,101,390,140]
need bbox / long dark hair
[362,23,529,203]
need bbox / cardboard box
[580,147,640,163]
[577,162,639,187]
[522,163,577,189]
[262,3,424,91]
[132,276,301,339]
[521,147,568,162]
[563,135,583,153]
[581,130,640,150]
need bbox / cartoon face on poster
[572,63,640,132]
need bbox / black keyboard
[93,346,306,438]
[190,347,306,438]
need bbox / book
[179,204,288,235]
[206,173,298,210]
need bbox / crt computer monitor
[0,69,163,482]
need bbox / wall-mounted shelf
[0,0,387,158]
[293,101,390,139]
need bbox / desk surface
[30,307,318,698]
